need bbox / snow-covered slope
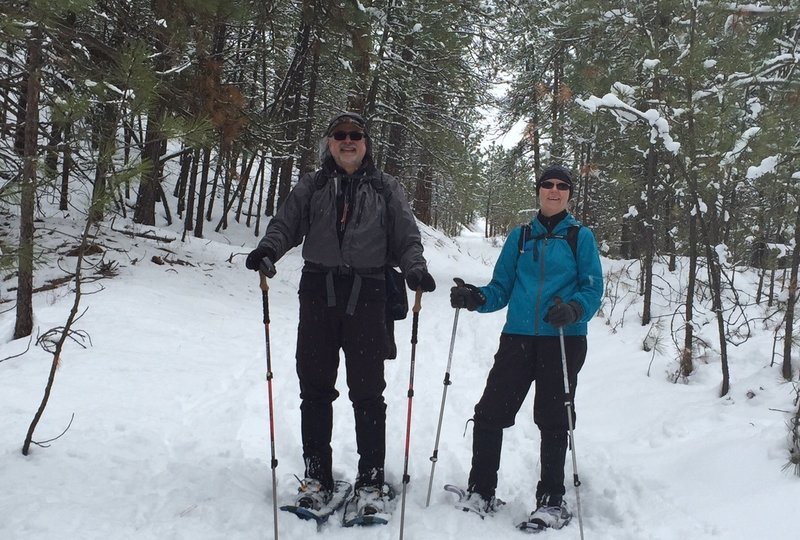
[1,215,797,540]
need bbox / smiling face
[327,120,367,174]
[538,178,571,217]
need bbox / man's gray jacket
[256,166,427,277]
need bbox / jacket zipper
[534,236,548,334]
[355,191,367,227]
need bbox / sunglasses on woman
[540,180,570,191]
[331,131,365,141]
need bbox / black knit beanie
[537,164,574,199]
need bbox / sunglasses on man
[331,131,365,141]
[540,180,570,191]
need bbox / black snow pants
[295,271,389,491]
[468,333,587,505]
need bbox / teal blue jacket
[477,213,604,336]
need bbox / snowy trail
[1,221,797,540]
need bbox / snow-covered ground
[1,213,797,540]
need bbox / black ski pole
[260,272,279,540]
[399,288,423,540]
[558,324,585,540]
[425,279,463,507]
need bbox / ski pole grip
[259,272,269,292]
[260,272,270,324]
[453,277,465,287]
[413,288,423,313]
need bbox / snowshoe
[342,483,396,527]
[517,501,572,533]
[444,484,505,519]
[280,479,352,528]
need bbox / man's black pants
[295,273,388,491]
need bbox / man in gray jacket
[246,112,435,519]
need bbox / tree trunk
[641,146,658,326]
[346,0,372,112]
[266,157,279,216]
[299,37,320,176]
[412,89,436,223]
[193,146,213,238]
[382,25,415,178]
[665,178,677,272]
[255,154,267,236]
[681,213,697,378]
[90,102,119,223]
[182,148,200,239]
[550,50,565,160]
[246,152,266,227]
[204,151,223,222]
[44,122,62,177]
[234,150,256,222]
[175,149,192,217]
[59,123,71,211]
[0,42,11,138]
[484,188,492,238]
[414,147,433,224]
[620,219,636,260]
[133,102,166,225]
[782,202,800,381]
[382,89,407,177]
[680,9,699,380]
[707,246,730,397]
[14,27,42,340]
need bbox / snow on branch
[746,155,781,179]
[576,91,681,154]
[713,3,800,15]
[720,127,760,166]
[724,51,800,88]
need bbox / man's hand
[245,247,277,278]
[406,268,436,292]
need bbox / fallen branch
[151,255,195,267]
[22,219,95,456]
[110,222,175,243]
[28,413,75,449]
[0,332,33,364]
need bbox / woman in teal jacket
[450,164,603,531]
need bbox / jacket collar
[533,210,573,235]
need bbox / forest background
[1,0,799,469]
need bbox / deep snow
[1,214,798,540]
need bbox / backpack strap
[314,169,391,206]
[566,224,580,260]
[518,224,531,254]
[517,223,581,261]
[312,169,326,190]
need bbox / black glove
[544,300,582,328]
[406,268,436,292]
[450,279,486,311]
[245,247,277,278]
